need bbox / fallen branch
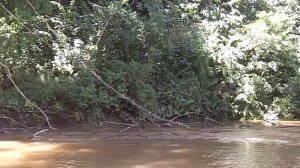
[0,61,55,130]
[87,67,199,131]
[101,121,134,127]
[2,127,26,133]
[171,111,206,121]
[95,12,116,49]
[156,123,179,135]
[106,119,145,138]
[205,117,222,125]
[0,116,19,124]
[27,129,49,140]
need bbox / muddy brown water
[0,121,299,168]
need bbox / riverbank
[1,120,300,141]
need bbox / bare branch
[106,119,145,138]
[0,2,53,47]
[87,67,199,131]
[205,116,221,125]
[101,121,134,127]
[171,112,206,121]
[0,116,18,124]
[0,61,55,130]
[0,2,31,32]
[27,129,49,140]
[95,13,116,49]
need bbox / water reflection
[0,141,59,167]
[219,142,300,168]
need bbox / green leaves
[1,0,299,126]
[202,0,300,119]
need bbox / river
[0,121,299,168]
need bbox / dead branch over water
[0,61,55,130]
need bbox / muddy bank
[1,121,300,142]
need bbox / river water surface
[0,121,299,168]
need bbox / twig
[95,12,116,49]
[262,119,276,126]
[2,127,26,132]
[171,112,205,121]
[27,129,49,139]
[106,119,145,138]
[156,123,179,135]
[25,0,39,15]
[186,121,204,125]
[0,116,18,124]
[205,117,222,125]
[101,121,134,127]
[5,106,21,112]
[32,129,49,136]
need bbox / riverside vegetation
[0,0,299,128]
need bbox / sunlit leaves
[202,0,300,118]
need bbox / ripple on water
[0,124,300,168]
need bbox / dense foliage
[0,0,299,126]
